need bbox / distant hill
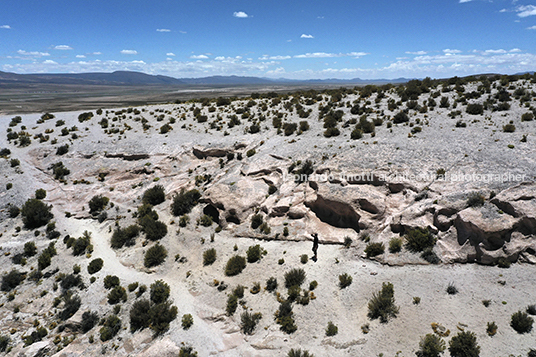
[0,70,411,87]
[0,70,185,86]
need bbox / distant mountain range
[0,70,410,87]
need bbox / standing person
[311,233,319,262]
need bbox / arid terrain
[1,74,535,356]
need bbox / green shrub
[503,124,516,133]
[225,255,247,276]
[465,191,484,207]
[71,231,92,256]
[55,144,69,156]
[60,273,83,290]
[446,282,458,295]
[182,314,194,330]
[130,299,151,332]
[103,275,120,289]
[111,225,141,248]
[300,254,308,264]
[150,280,171,304]
[527,304,536,315]
[229,285,243,299]
[266,277,278,292]
[241,311,262,335]
[21,198,53,229]
[142,185,166,205]
[325,321,338,336]
[275,301,297,334]
[198,214,213,227]
[287,349,313,357]
[88,195,109,215]
[393,111,409,123]
[251,214,263,229]
[521,112,534,121]
[389,238,403,253]
[128,282,139,292]
[448,330,480,357]
[203,248,217,266]
[343,236,353,248]
[1,270,25,292]
[149,300,178,336]
[365,242,385,258]
[367,282,399,323]
[339,273,353,289]
[59,292,81,320]
[486,321,497,336]
[139,217,168,241]
[511,311,534,334]
[24,241,37,257]
[226,294,238,316]
[246,149,256,157]
[99,314,121,341]
[284,268,306,289]
[8,205,19,217]
[179,215,190,227]
[179,346,198,357]
[466,103,484,115]
[0,335,10,352]
[49,162,70,180]
[405,228,436,253]
[144,244,168,268]
[416,333,446,357]
[351,127,363,140]
[33,189,47,201]
[107,286,127,304]
[81,311,99,333]
[171,189,201,216]
[246,244,266,263]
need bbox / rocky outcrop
[192,146,231,159]
[104,152,150,161]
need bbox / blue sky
[1,0,535,79]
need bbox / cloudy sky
[1,0,535,79]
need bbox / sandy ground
[0,78,535,356]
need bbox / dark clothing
[312,233,319,261]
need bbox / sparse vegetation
[405,228,436,253]
[367,282,399,323]
[511,310,534,334]
[144,244,168,268]
[365,242,385,258]
[448,330,480,357]
[203,248,217,266]
[225,255,247,276]
[21,198,53,229]
[339,273,353,289]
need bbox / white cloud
[54,45,73,50]
[157,28,171,32]
[166,52,176,56]
[76,55,86,58]
[484,49,507,54]
[516,5,536,17]
[43,60,57,64]
[528,25,536,30]
[406,51,427,55]
[459,0,472,3]
[179,30,187,34]
[121,50,138,55]
[295,52,338,58]
[259,55,292,60]
[300,34,314,39]
[17,50,50,57]
[190,54,209,59]
[92,52,102,55]
[348,52,369,58]
[233,11,248,18]
[443,49,462,55]
[0,25,11,29]
[293,52,368,59]
[509,48,522,52]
